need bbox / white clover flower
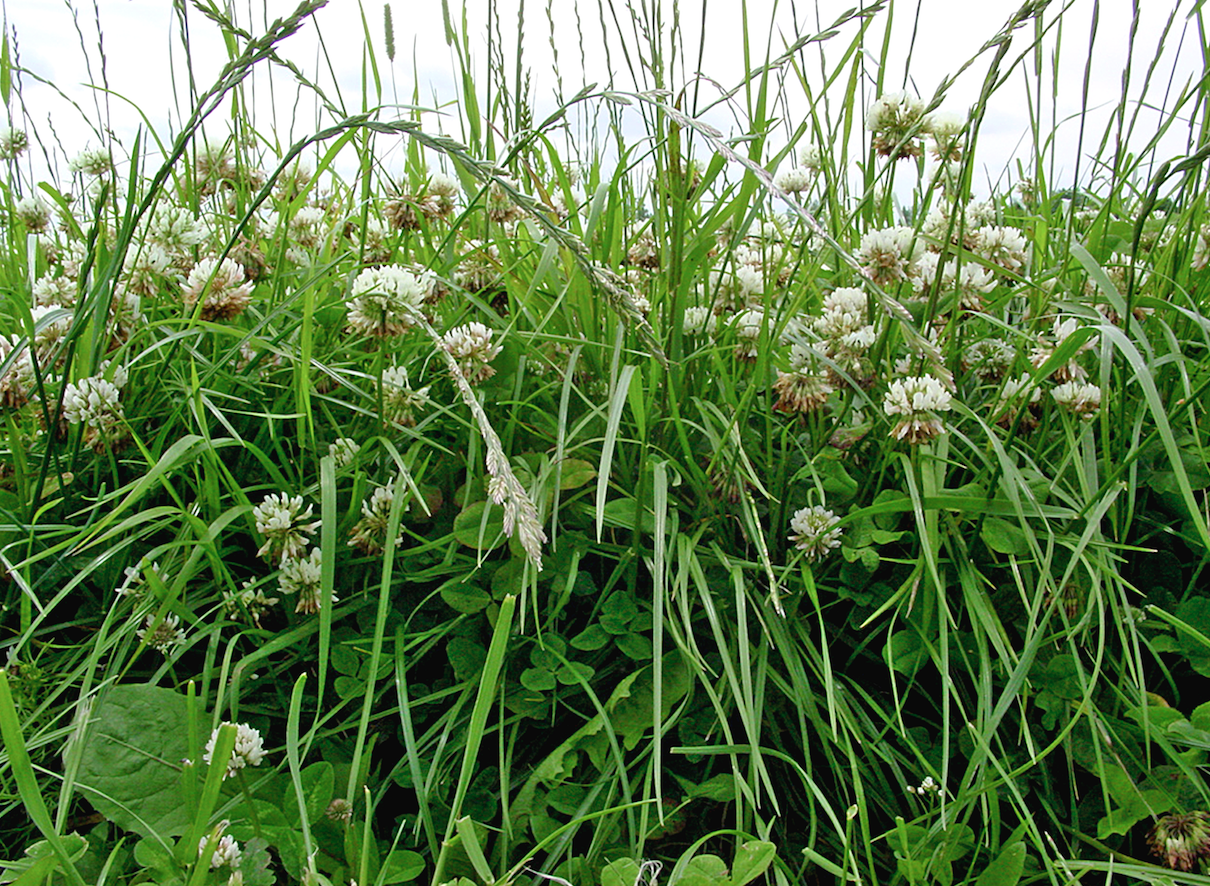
[883,376,954,444]
[289,205,328,249]
[0,335,34,408]
[773,369,833,414]
[865,92,927,159]
[379,365,431,427]
[203,721,266,779]
[973,226,1029,275]
[328,437,360,467]
[115,560,162,599]
[349,483,406,555]
[1030,315,1097,382]
[69,146,113,177]
[814,287,868,338]
[136,613,186,655]
[0,127,28,159]
[440,322,501,384]
[278,548,325,614]
[184,257,253,321]
[1193,225,1210,272]
[14,196,50,233]
[857,227,923,286]
[773,165,813,194]
[1052,381,1102,418]
[62,377,121,426]
[963,338,1016,382]
[30,304,72,362]
[788,505,843,561]
[147,203,207,257]
[346,265,427,336]
[454,239,500,291]
[682,306,717,337]
[252,493,320,561]
[732,308,765,360]
[122,243,173,296]
[926,112,965,140]
[992,373,1042,429]
[199,831,242,870]
[32,276,76,308]
[428,171,460,197]
[223,581,279,627]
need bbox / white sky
[0,0,1200,200]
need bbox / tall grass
[1,2,1209,886]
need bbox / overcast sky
[0,0,1200,199]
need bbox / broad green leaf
[447,637,488,682]
[731,841,776,886]
[974,843,1026,886]
[980,517,1029,555]
[570,624,610,650]
[600,858,641,886]
[520,667,557,692]
[558,458,597,489]
[452,501,506,551]
[440,578,492,613]
[691,773,737,801]
[76,684,192,838]
[301,762,334,825]
[679,854,730,886]
[380,850,424,884]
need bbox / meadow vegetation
[1,1,1210,886]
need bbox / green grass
[1,2,1209,886]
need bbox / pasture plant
[1,2,1210,886]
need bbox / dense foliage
[2,2,1210,886]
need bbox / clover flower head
[774,370,834,414]
[203,721,265,778]
[0,335,34,408]
[440,322,502,384]
[907,776,942,797]
[1148,811,1210,871]
[973,226,1029,275]
[883,376,953,444]
[184,257,253,321]
[1051,381,1101,418]
[683,306,717,337]
[858,227,923,286]
[866,92,926,158]
[773,165,814,194]
[137,613,186,655]
[963,338,1016,382]
[1193,225,1210,272]
[346,265,426,336]
[62,377,121,427]
[279,548,325,614]
[289,205,328,249]
[63,375,128,449]
[252,493,320,560]
[199,827,242,870]
[147,203,207,257]
[69,146,113,177]
[349,484,406,555]
[454,239,501,291]
[379,366,431,427]
[0,127,28,159]
[14,196,51,233]
[328,437,360,467]
[224,581,280,627]
[788,505,843,561]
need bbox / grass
[1,1,1210,886]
